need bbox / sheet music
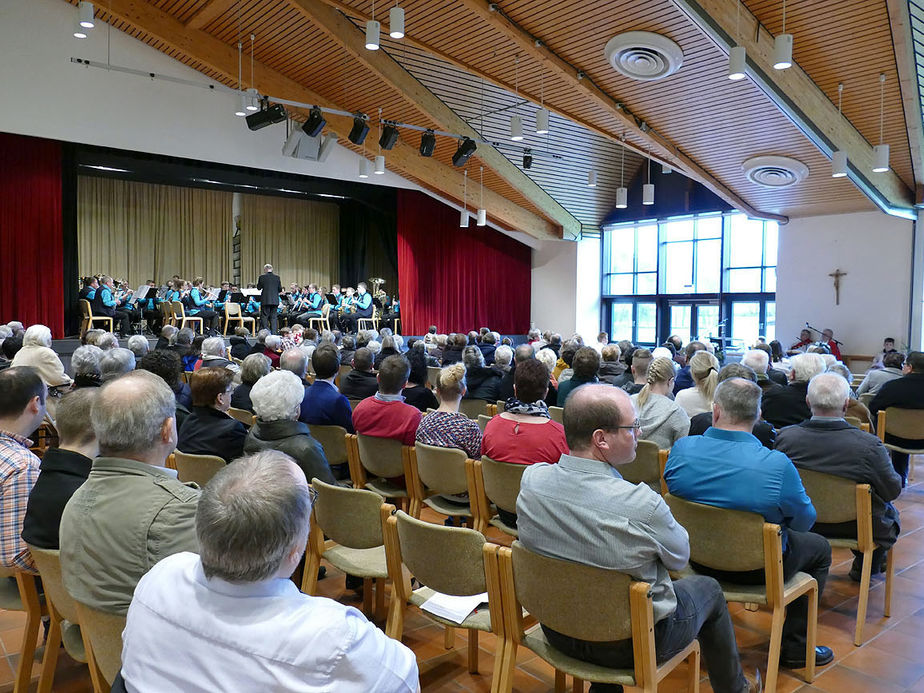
[240,288,261,297]
[156,287,170,300]
[419,591,488,625]
[134,285,150,300]
[205,287,220,300]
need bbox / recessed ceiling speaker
[246,103,287,131]
[741,155,809,188]
[604,31,684,81]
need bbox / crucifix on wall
[828,268,847,306]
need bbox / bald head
[280,348,308,379]
[91,370,176,462]
[514,344,535,364]
[563,384,636,465]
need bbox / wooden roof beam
[671,0,915,218]
[94,0,557,239]
[287,0,580,239]
[185,0,239,30]
[886,0,924,201]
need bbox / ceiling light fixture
[366,0,380,50]
[74,26,88,39]
[246,34,259,111]
[510,115,524,141]
[616,136,628,208]
[452,137,477,167]
[510,56,524,141]
[587,170,597,187]
[302,106,326,137]
[348,114,370,145]
[831,82,847,177]
[873,73,889,173]
[728,1,745,80]
[477,166,486,226]
[773,0,792,70]
[662,164,673,174]
[419,130,436,157]
[523,149,533,169]
[359,157,370,178]
[374,107,385,174]
[78,1,95,28]
[379,123,400,150]
[245,100,286,130]
[389,1,405,39]
[460,169,469,228]
[535,67,549,134]
[643,149,655,205]
[234,41,246,116]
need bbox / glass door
[666,301,720,345]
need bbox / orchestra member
[787,329,814,356]
[342,283,373,334]
[139,280,162,333]
[189,278,220,334]
[296,284,323,325]
[78,277,98,302]
[257,264,282,334]
[821,328,842,359]
[91,275,133,336]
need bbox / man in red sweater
[352,355,421,446]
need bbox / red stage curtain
[397,190,531,335]
[0,133,64,337]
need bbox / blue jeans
[543,575,749,693]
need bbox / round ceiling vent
[604,31,684,81]
[742,155,809,188]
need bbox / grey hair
[741,349,769,374]
[527,328,540,340]
[366,340,382,355]
[790,353,826,383]
[820,354,837,369]
[0,326,11,340]
[713,377,762,425]
[382,335,396,350]
[280,348,307,378]
[462,345,485,369]
[808,372,850,413]
[361,329,378,344]
[320,330,335,344]
[240,353,271,386]
[826,362,853,382]
[97,332,119,351]
[6,321,24,334]
[127,335,149,358]
[255,329,270,345]
[100,348,136,382]
[536,348,557,373]
[196,450,311,584]
[393,334,404,351]
[250,370,304,422]
[201,337,227,358]
[494,344,514,368]
[175,328,194,347]
[71,345,103,377]
[160,325,178,340]
[264,335,282,350]
[23,325,52,348]
[91,370,175,456]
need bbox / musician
[91,275,133,336]
[296,284,324,325]
[189,278,220,334]
[342,282,373,334]
[381,294,400,333]
[216,282,232,303]
[164,279,183,305]
[78,277,98,302]
[139,280,162,333]
[787,329,813,356]
[821,328,842,360]
[336,287,355,332]
[257,264,282,334]
[329,284,342,309]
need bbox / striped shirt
[416,411,482,460]
[0,432,40,573]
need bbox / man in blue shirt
[342,283,373,334]
[90,275,133,336]
[188,278,220,334]
[295,284,324,325]
[665,377,833,670]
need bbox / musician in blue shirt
[90,275,133,336]
[78,276,98,302]
[341,282,373,334]
[139,280,163,332]
[295,284,324,325]
[189,278,220,333]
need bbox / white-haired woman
[71,344,104,388]
[11,324,72,418]
[197,337,241,377]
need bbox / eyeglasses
[613,419,642,431]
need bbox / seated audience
[623,348,653,395]
[440,333,466,366]
[478,331,497,364]
[665,378,833,670]
[119,451,418,692]
[71,344,104,388]
[416,363,483,460]
[688,364,777,449]
[870,351,924,485]
[761,352,826,429]
[244,371,335,485]
[401,348,439,412]
[154,325,177,351]
[139,349,192,426]
[556,346,600,406]
[198,336,240,375]
[177,367,247,463]
[60,370,200,614]
[516,384,758,693]
[631,356,690,449]
[493,344,513,372]
[462,346,503,402]
[674,350,720,417]
[170,328,196,370]
[280,347,311,408]
[597,343,625,385]
[0,367,46,572]
[97,332,119,352]
[340,348,379,400]
[552,340,578,382]
[672,341,706,394]
[751,344,788,385]
[776,372,901,581]
[11,324,72,419]
[229,327,251,361]
[826,363,872,426]
[858,351,904,396]
[250,329,270,356]
[373,335,400,370]
[352,356,422,446]
[339,335,356,366]
[1,333,23,363]
[100,347,136,382]
[871,337,899,369]
[22,388,98,550]
[83,329,105,348]
[127,335,149,361]
[498,344,535,401]
[742,349,783,392]
[300,345,354,433]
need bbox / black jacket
[498,364,516,401]
[230,336,251,361]
[688,413,776,450]
[231,383,255,412]
[464,366,503,402]
[598,361,626,386]
[21,448,92,550]
[869,372,924,448]
[761,381,811,429]
[478,343,497,365]
[243,419,335,485]
[341,369,379,400]
[257,272,282,306]
[374,347,400,370]
[402,384,438,412]
[441,346,464,366]
[177,406,248,463]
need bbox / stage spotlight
[379,124,400,150]
[452,137,477,167]
[348,115,370,145]
[246,102,287,131]
[419,130,436,157]
[302,106,326,137]
[523,149,533,169]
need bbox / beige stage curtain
[239,193,339,289]
[77,177,232,287]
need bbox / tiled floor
[4,475,924,692]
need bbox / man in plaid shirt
[0,367,47,574]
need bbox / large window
[601,212,777,348]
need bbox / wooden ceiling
[61,0,920,238]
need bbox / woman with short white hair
[11,324,72,418]
[97,332,119,351]
[127,335,149,360]
[243,370,336,484]
[493,345,514,372]
[199,336,240,376]
[71,345,104,388]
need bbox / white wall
[530,241,577,337]
[776,210,914,355]
[575,237,602,340]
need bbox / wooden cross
[828,268,847,305]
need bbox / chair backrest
[548,406,564,423]
[495,399,506,413]
[311,478,386,549]
[80,299,92,318]
[321,302,331,318]
[28,546,79,623]
[618,440,661,491]
[459,399,487,419]
[427,366,441,388]
[171,300,185,318]
[477,414,491,432]
[74,601,126,685]
[394,510,487,595]
[883,407,924,441]
[414,442,469,495]
[225,301,242,317]
[481,456,527,513]
[796,468,862,525]
[858,391,875,408]
[0,566,23,610]
[845,415,863,428]
[308,424,349,466]
[356,433,406,478]
[227,407,255,427]
[173,451,226,487]
[348,397,364,411]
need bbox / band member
[139,279,162,333]
[217,282,232,303]
[787,328,813,356]
[91,275,133,336]
[257,264,282,334]
[342,282,373,334]
[381,294,400,333]
[189,278,220,333]
[328,284,342,310]
[78,276,98,302]
[296,284,324,325]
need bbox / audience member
[401,348,438,412]
[623,348,653,395]
[597,344,625,385]
[300,345,354,433]
[262,335,282,368]
[199,337,240,375]
[11,325,72,419]
[71,344,104,388]
[674,351,720,417]
[100,347,136,382]
[556,346,600,406]
[776,373,901,581]
[869,350,924,485]
[441,333,466,366]
[279,347,312,415]
[373,335,400,370]
[250,329,270,356]
[60,370,200,614]
[761,352,826,429]
[857,351,904,396]
[741,349,783,393]
[631,356,690,449]
[498,344,535,401]
[97,332,119,352]
[871,337,899,369]
[339,335,356,366]
[416,363,482,460]
[176,367,247,463]
[688,364,777,449]
[553,340,578,382]
[826,363,872,426]
[231,353,270,413]
[154,325,177,351]
[341,348,379,400]
[493,344,513,372]
[127,335,149,361]
[478,331,497,365]
[139,349,192,428]
[517,384,758,693]
[665,378,833,670]
[672,341,707,394]
[1,333,22,362]
[462,346,503,402]
[229,327,251,361]
[352,356,421,446]
[119,451,418,692]
[244,371,335,485]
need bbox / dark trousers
[890,451,910,486]
[260,305,278,334]
[193,309,219,332]
[814,520,893,572]
[692,529,830,656]
[111,309,132,335]
[296,311,322,326]
[544,576,748,693]
[143,309,161,333]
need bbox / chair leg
[554,670,566,693]
[13,607,41,693]
[444,626,455,649]
[36,615,62,693]
[855,549,873,646]
[374,577,386,623]
[385,593,405,640]
[489,634,508,693]
[804,585,818,683]
[82,634,107,693]
[468,629,479,674]
[764,605,785,693]
[687,644,701,693]
[302,551,321,595]
[884,547,895,618]
[362,578,373,617]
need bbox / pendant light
[831,83,847,178]
[535,68,549,134]
[728,1,746,80]
[359,157,370,179]
[477,166,487,226]
[374,108,386,174]
[873,74,889,173]
[389,1,405,39]
[245,35,259,111]
[78,1,95,28]
[460,169,470,228]
[234,41,247,117]
[773,0,792,70]
[616,138,628,208]
[365,0,380,50]
[510,57,524,141]
[642,150,655,205]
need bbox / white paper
[240,288,262,297]
[134,285,150,300]
[419,591,488,625]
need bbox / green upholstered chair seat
[408,586,493,632]
[322,545,388,578]
[489,515,518,537]
[521,624,637,686]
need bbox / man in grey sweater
[857,351,905,397]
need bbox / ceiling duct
[604,31,684,81]
[742,155,809,188]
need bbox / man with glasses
[516,384,759,693]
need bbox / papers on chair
[420,591,488,625]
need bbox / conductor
[257,263,282,334]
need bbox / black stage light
[523,149,533,169]
[419,129,436,157]
[246,102,287,131]
[348,114,370,145]
[452,137,477,167]
[302,106,326,137]
[379,124,400,150]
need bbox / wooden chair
[307,424,349,468]
[0,567,47,693]
[159,301,174,328]
[477,413,492,433]
[227,407,256,427]
[73,601,126,689]
[495,541,700,693]
[548,405,564,423]
[173,451,226,487]
[223,301,256,335]
[347,397,364,411]
[337,364,352,388]
[459,398,488,420]
[347,434,412,510]
[79,299,113,340]
[877,408,924,481]
[170,301,204,334]
[470,456,526,536]
[383,511,505,682]
[858,391,875,409]
[797,469,893,645]
[665,494,818,692]
[405,443,480,522]
[303,479,393,621]
[620,440,668,494]
[427,366,441,389]
[308,302,332,333]
[28,546,88,693]
[357,307,379,333]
